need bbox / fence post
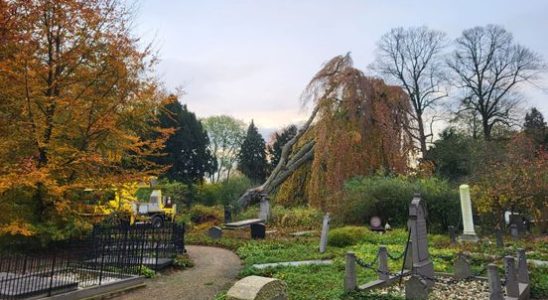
[504,256,519,298]
[487,264,504,300]
[344,252,357,292]
[47,252,57,296]
[378,246,389,280]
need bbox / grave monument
[408,194,434,287]
[458,184,479,242]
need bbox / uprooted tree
[237,54,413,209]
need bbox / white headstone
[259,199,271,223]
[458,184,479,242]
[319,213,330,253]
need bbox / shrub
[188,204,224,224]
[139,266,156,278]
[196,175,252,206]
[237,205,323,229]
[173,254,194,269]
[327,226,368,247]
[335,175,459,232]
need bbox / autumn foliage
[0,0,169,241]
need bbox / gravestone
[344,252,357,292]
[448,226,457,245]
[224,205,233,223]
[510,224,519,240]
[495,229,504,248]
[504,256,519,298]
[250,223,266,239]
[487,264,504,300]
[259,198,271,223]
[405,275,429,300]
[458,184,479,242]
[408,194,434,287]
[319,213,330,253]
[454,254,471,280]
[208,226,223,240]
[227,275,288,300]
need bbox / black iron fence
[0,223,185,299]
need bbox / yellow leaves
[0,220,35,237]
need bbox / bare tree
[447,24,545,140]
[372,26,448,157]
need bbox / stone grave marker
[319,213,330,253]
[454,254,471,280]
[208,226,223,240]
[458,184,479,242]
[504,256,519,298]
[405,275,429,300]
[224,205,232,223]
[227,275,288,300]
[510,223,519,240]
[408,194,434,287]
[250,223,266,239]
[259,198,271,223]
[487,264,504,300]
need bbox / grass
[186,223,548,299]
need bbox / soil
[114,245,242,300]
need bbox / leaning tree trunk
[236,105,319,208]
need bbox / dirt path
[115,245,242,300]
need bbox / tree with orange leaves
[0,0,170,241]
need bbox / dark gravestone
[251,223,266,239]
[510,224,519,241]
[208,226,223,240]
[448,226,457,245]
[405,275,429,300]
[224,206,232,223]
[408,194,434,287]
[495,229,504,248]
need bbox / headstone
[378,246,389,280]
[510,224,519,241]
[458,184,479,242]
[448,226,457,245]
[384,222,392,231]
[250,223,266,239]
[208,226,223,240]
[495,229,504,248]
[517,249,529,284]
[226,275,288,300]
[487,264,504,300]
[408,194,435,287]
[319,213,330,253]
[224,205,232,223]
[453,254,471,280]
[258,197,271,223]
[344,252,357,292]
[504,256,519,298]
[370,216,384,232]
[405,275,429,300]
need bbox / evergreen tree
[158,96,216,184]
[267,125,298,175]
[523,107,547,147]
[238,121,267,182]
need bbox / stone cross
[408,194,434,287]
[319,213,330,253]
[458,184,478,242]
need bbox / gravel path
[115,245,242,300]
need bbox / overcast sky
[133,0,548,138]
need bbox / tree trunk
[416,113,428,158]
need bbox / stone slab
[252,260,333,270]
[225,219,264,228]
[227,275,288,300]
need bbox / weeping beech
[237,54,412,209]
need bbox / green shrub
[188,204,224,224]
[196,175,252,206]
[139,266,156,278]
[237,205,322,229]
[328,226,368,247]
[336,175,459,232]
[173,254,194,269]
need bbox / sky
[133,0,548,138]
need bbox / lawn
[186,225,548,300]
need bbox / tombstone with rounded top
[227,275,288,300]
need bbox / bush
[335,175,459,232]
[173,254,194,269]
[188,204,224,224]
[237,205,323,229]
[327,226,368,247]
[196,175,252,206]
